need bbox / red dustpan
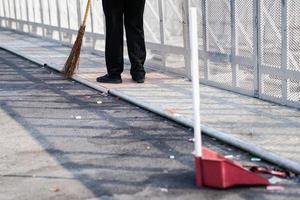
[194,148,270,189]
[189,7,270,189]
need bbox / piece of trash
[251,157,261,162]
[266,185,285,191]
[101,93,108,97]
[50,187,60,192]
[146,146,151,150]
[160,188,168,193]
[225,155,234,159]
[97,101,103,104]
[75,116,82,120]
[169,155,175,159]
[188,138,195,143]
[250,166,288,177]
[269,176,284,184]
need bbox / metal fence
[0,0,299,108]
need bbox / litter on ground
[251,157,262,162]
[75,116,82,120]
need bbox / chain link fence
[0,0,299,108]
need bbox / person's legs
[124,0,146,82]
[101,0,124,79]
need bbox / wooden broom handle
[82,0,92,26]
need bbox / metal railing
[0,0,299,108]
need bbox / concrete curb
[1,45,300,175]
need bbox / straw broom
[63,0,92,78]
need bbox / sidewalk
[1,29,300,174]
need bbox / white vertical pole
[183,0,191,79]
[189,7,202,158]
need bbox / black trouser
[102,0,146,79]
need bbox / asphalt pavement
[0,49,299,199]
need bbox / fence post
[0,0,2,27]
[66,0,71,43]
[90,0,96,50]
[2,0,7,27]
[183,0,191,79]
[77,0,82,30]
[158,0,166,69]
[56,0,62,41]
[25,0,30,32]
[254,0,261,98]
[13,0,17,29]
[6,0,12,28]
[281,0,288,104]
[201,0,208,81]
[231,0,237,87]
[39,0,45,37]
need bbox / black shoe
[132,76,145,83]
[96,74,122,84]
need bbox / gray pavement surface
[0,48,299,199]
[0,29,300,174]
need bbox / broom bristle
[63,25,86,78]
